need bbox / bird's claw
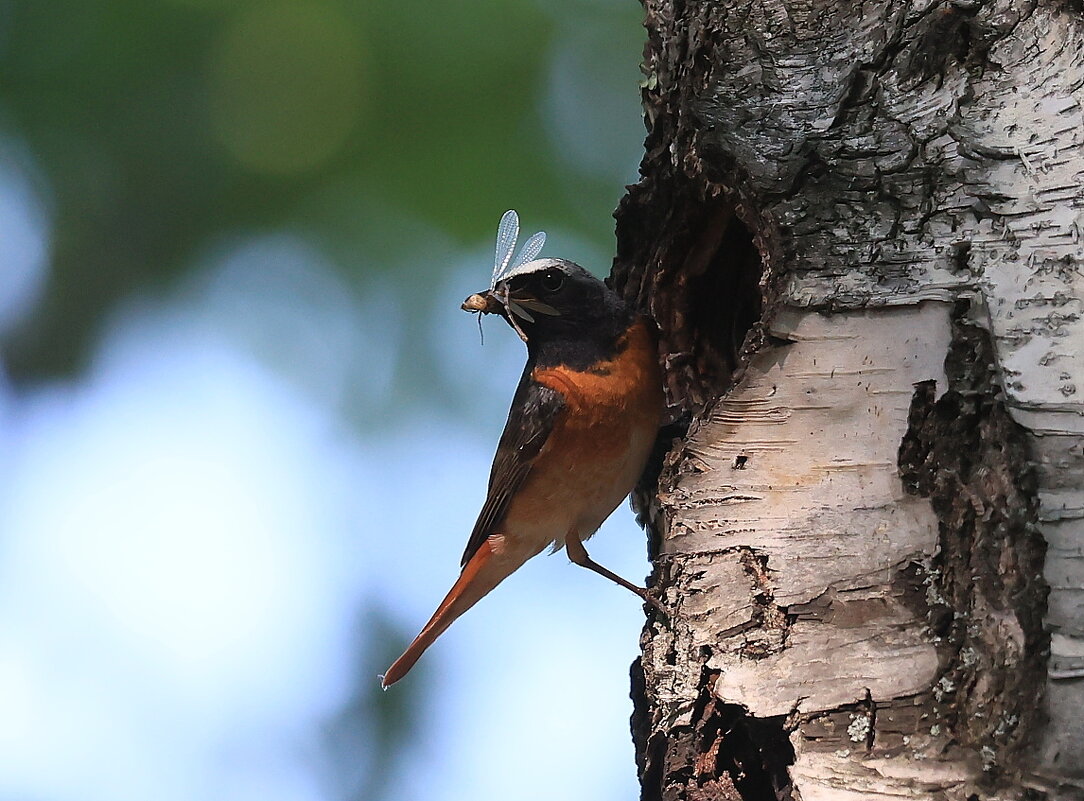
[639,587,668,618]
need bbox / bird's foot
[637,586,668,618]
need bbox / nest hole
[659,200,765,413]
[613,180,771,415]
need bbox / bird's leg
[564,535,666,615]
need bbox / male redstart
[381,212,663,688]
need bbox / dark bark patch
[632,657,664,798]
[899,3,977,86]
[897,304,1049,777]
[637,667,796,801]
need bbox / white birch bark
[615,2,1084,798]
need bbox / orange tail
[381,539,519,688]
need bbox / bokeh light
[209,1,367,175]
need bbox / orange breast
[533,319,662,458]
[501,319,664,552]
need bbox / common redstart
[381,211,664,688]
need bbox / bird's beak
[461,290,504,315]
[462,287,561,320]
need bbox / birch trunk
[612,2,1084,799]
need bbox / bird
[380,211,664,688]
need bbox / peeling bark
[614,1,1084,799]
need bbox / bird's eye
[539,270,564,293]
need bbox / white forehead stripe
[497,258,563,282]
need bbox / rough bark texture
[613,1,1084,799]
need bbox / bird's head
[461,211,631,353]
[462,258,628,344]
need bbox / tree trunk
[613,2,1084,799]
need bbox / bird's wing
[460,372,565,567]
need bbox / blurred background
[0,1,650,799]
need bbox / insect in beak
[462,287,530,343]
[461,292,502,314]
[461,210,554,346]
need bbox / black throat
[526,315,633,372]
